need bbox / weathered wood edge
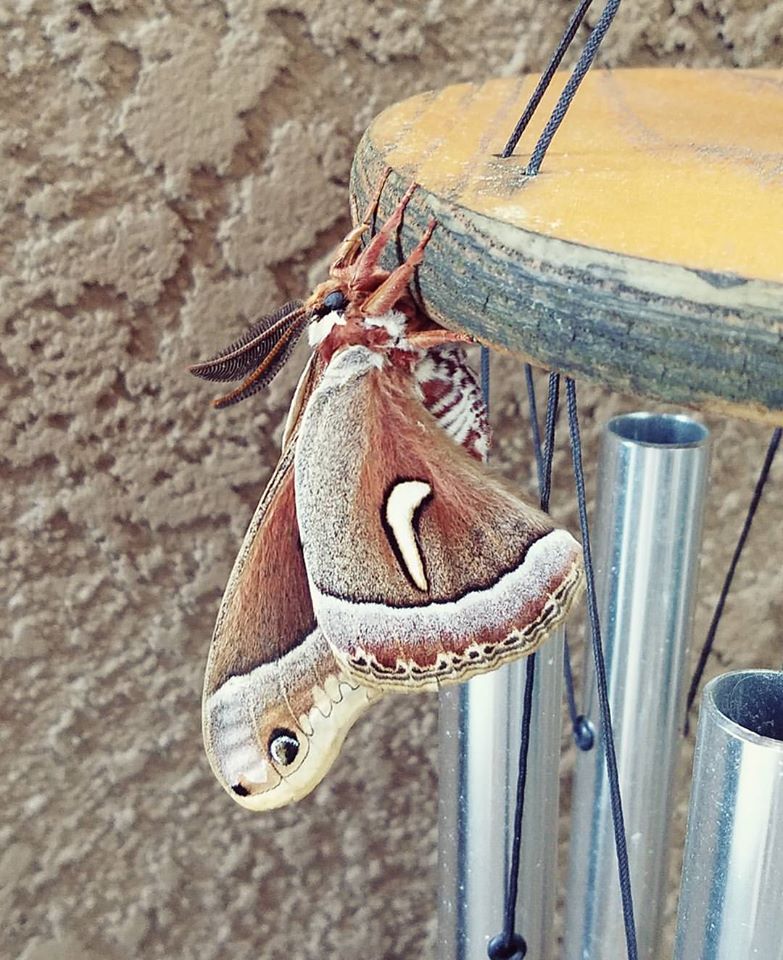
[351,132,783,427]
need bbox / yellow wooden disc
[351,69,783,425]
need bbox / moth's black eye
[269,728,300,767]
[323,290,348,313]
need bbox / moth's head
[306,281,350,317]
[304,282,352,350]
[203,654,377,811]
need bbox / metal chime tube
[564,412,710,960]
[438,629,564,960]
[674,670,783,960]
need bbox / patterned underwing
[191,174,584,810]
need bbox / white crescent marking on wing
[385,480,432,592]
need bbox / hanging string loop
[502,0,622,175]
[566,378,639,960]
[501,0,594,158]
[486,371,560,956]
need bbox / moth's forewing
[202,362,377,811]
[281,351,321,449]
[294,343,584,691]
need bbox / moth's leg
[361,218,436,317]
[330,167,392,272]
[405,327,474,349]
[350,180,420,290]
[356,166,393,235]
[349,191,360,225]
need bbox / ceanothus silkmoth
[191,174,584,811]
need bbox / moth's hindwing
[295,345,584,691]
[202,364,377,811]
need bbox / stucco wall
[2,2,781,959]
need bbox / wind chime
[191,1,783,957]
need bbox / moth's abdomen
[415,345,490,462]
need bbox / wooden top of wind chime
[350,69,783,427]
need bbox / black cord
[540,372,560,512]
[566,378,639,960]
[684,427,782,734]
[526,0,621,175]
[484,351,529,960]
[562,638,580,729]
[523,364,544,488]
[489,651,536,960]
[525,369,594,750]
[521,367,557,507]
[489,372,563,959]
[502,0,595,158]
[481,347,491,409]
[502,0,622,175]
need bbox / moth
[191,174,584,810]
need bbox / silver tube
[674,670,783,960]
[438,628,564,960]
[564,412,710,960]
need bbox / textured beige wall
[2,2,781,959]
